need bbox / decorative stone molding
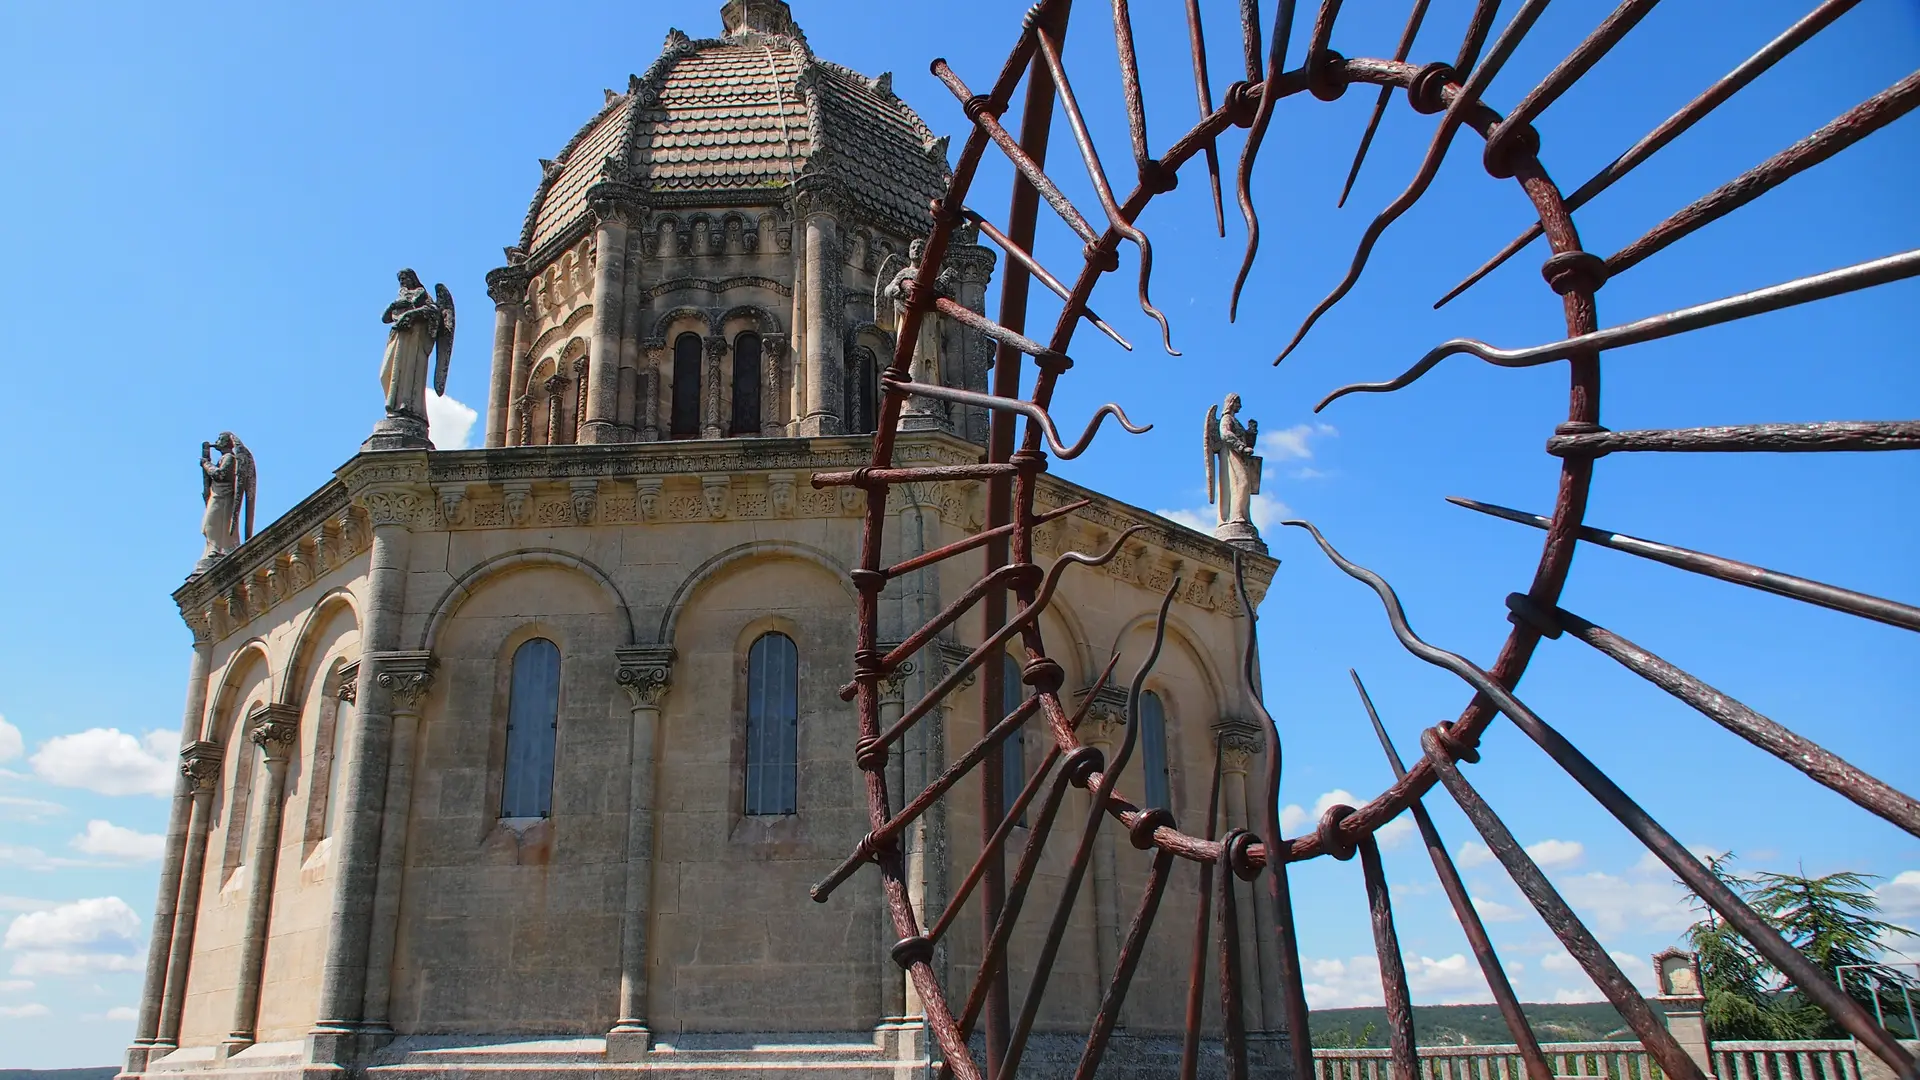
[181,741,223,792]
[246,702,300,760]
[1075,684,1130,745]
[436,484,468,526]
[336,661,360,705]
[357,487,431,531]
[570,479,599,525]
[372,651,437,713]
[615,646,675,709]
[701,474,731,519]
[635,476,663,522]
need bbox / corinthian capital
[615,646,675,709]
[372,651,437,712]
[180,740,223,793]
[1213,717,1264,774]
[485,265,531,308]
[246,702,300,761]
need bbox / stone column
[1081,690,1128,995]
[1215,722,1271,1034]
[545,372,569,446]
[153,741,223,1050]
[309,476,425,1061]
[1654,949,1713,1075]
[580,190,635,444]
[224,704,299,1053]
[948,231,998,442]
[128,619,214,1072]
[358,652,437,1032]
[484,266,530,448]
[760,334,788,436]
[702,335,727,439]
[609,646,674,1061]
[798,186,844,436]
[787,215,809,426]
[640,344,664,442]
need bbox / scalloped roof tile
[522,8,949,261]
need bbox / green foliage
[1309,1002,1647,1048]
[1676,855,1915,1040]
[1312,1019,1379,1049]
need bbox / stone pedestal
[1214,520,1267,554]
[362,414,433,453]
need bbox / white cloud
[1156,506,1211,532]
[0,795,66,822]
[1525,839,1584,868]
[0,1002,50,1019]
[0,844,90,871]
[1259,422,1337,461]
[1877,870,1920,922]
[0,716,21,762]
[1471,894,1525,923]
[0,979,31,993]
[1303,952,1491,1009]
[30,728,176,797]
[1154,491,1292,536]
[4,897,144,978]
[105,1005,136,1021]
[71,821,164,862]
[0,898,55,914]
[1557,869,1694,936]
[426,391,478,450]
[1280,789,1409,846]
[1458,841,1494,868]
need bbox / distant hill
[1311,1001,1662,1048]
[0,1070,118,1080]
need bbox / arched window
[323,691,354,838]
[502,638,561,818]
[745,632,799,815]
[731,332,761,435]
[1140,691,1171,811]
[844,345,878,435]
[671,331,703,438]
[230,737,254,860]
[1000,654,1026,825]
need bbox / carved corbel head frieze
[180,741,223,794]
[701,475,731,519]
[246,702,300,763]
[615,645,675,710]
[570,479,599,525]
[372,651,437,714]
[634,476,663,522]
[766,472,795,518]
[501,481,532,526]
[436,484,468,527]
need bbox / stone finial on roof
[721,0,802,39]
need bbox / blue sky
[1,0,1915,1067]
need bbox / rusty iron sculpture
[807,2,1920,1078]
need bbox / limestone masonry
[124,4,1280,1078]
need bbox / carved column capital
[246,702,300,762]
[485,266,531,308]
[585,182,645,227]
[793,176,849,220]
[876,646,916,707]
[544,371,570,396]
[354,485,433,531]
[180,741,223,793]
[336,661,360,704]
[180,605,215,645]
[1213,718,1264,774]
[1075,684,1130,746]
[615,646,675,710]
[372,651,437,714]
[934,641,978,691]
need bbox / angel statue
[368,268,454,449]
[196,432,256,572]
[1204,392,1265,549]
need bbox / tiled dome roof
[518,1,951,263]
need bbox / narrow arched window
[1001,654,1026,825]
[731,331,762,435]
[844,345,877,435]
[745,632,799,815]
[323,692,353,838]
[671,331,703,438]
[502,638,561,818]
[1140,691,1171,811]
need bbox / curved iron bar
[881,377,1151,460]
[1273,0,1552,363]
[1318,248,1920,408]
[1228,0,1298,321]
[1336,0,1436,208]
[1282,518,1919,1076]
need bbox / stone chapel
[122,4,1281,1078]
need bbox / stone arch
[1105,608,1229,721]
[656,540,854,646]
[526,305,595,359]
[275,587,361,706]
[1032,587,1095,692]
[650,305,713,343]
[718,304,783,336]
[203,638,273,744]
[420,548,635,652]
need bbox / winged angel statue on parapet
[379,268,455,425]
[1205,392,1264,547]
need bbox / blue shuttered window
[745,632,799,815]
[502,638,561,818]
[731,332,761,435]
[1140,691,1171,811]
[671,332,703,437]
[1001,654,1026,825]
